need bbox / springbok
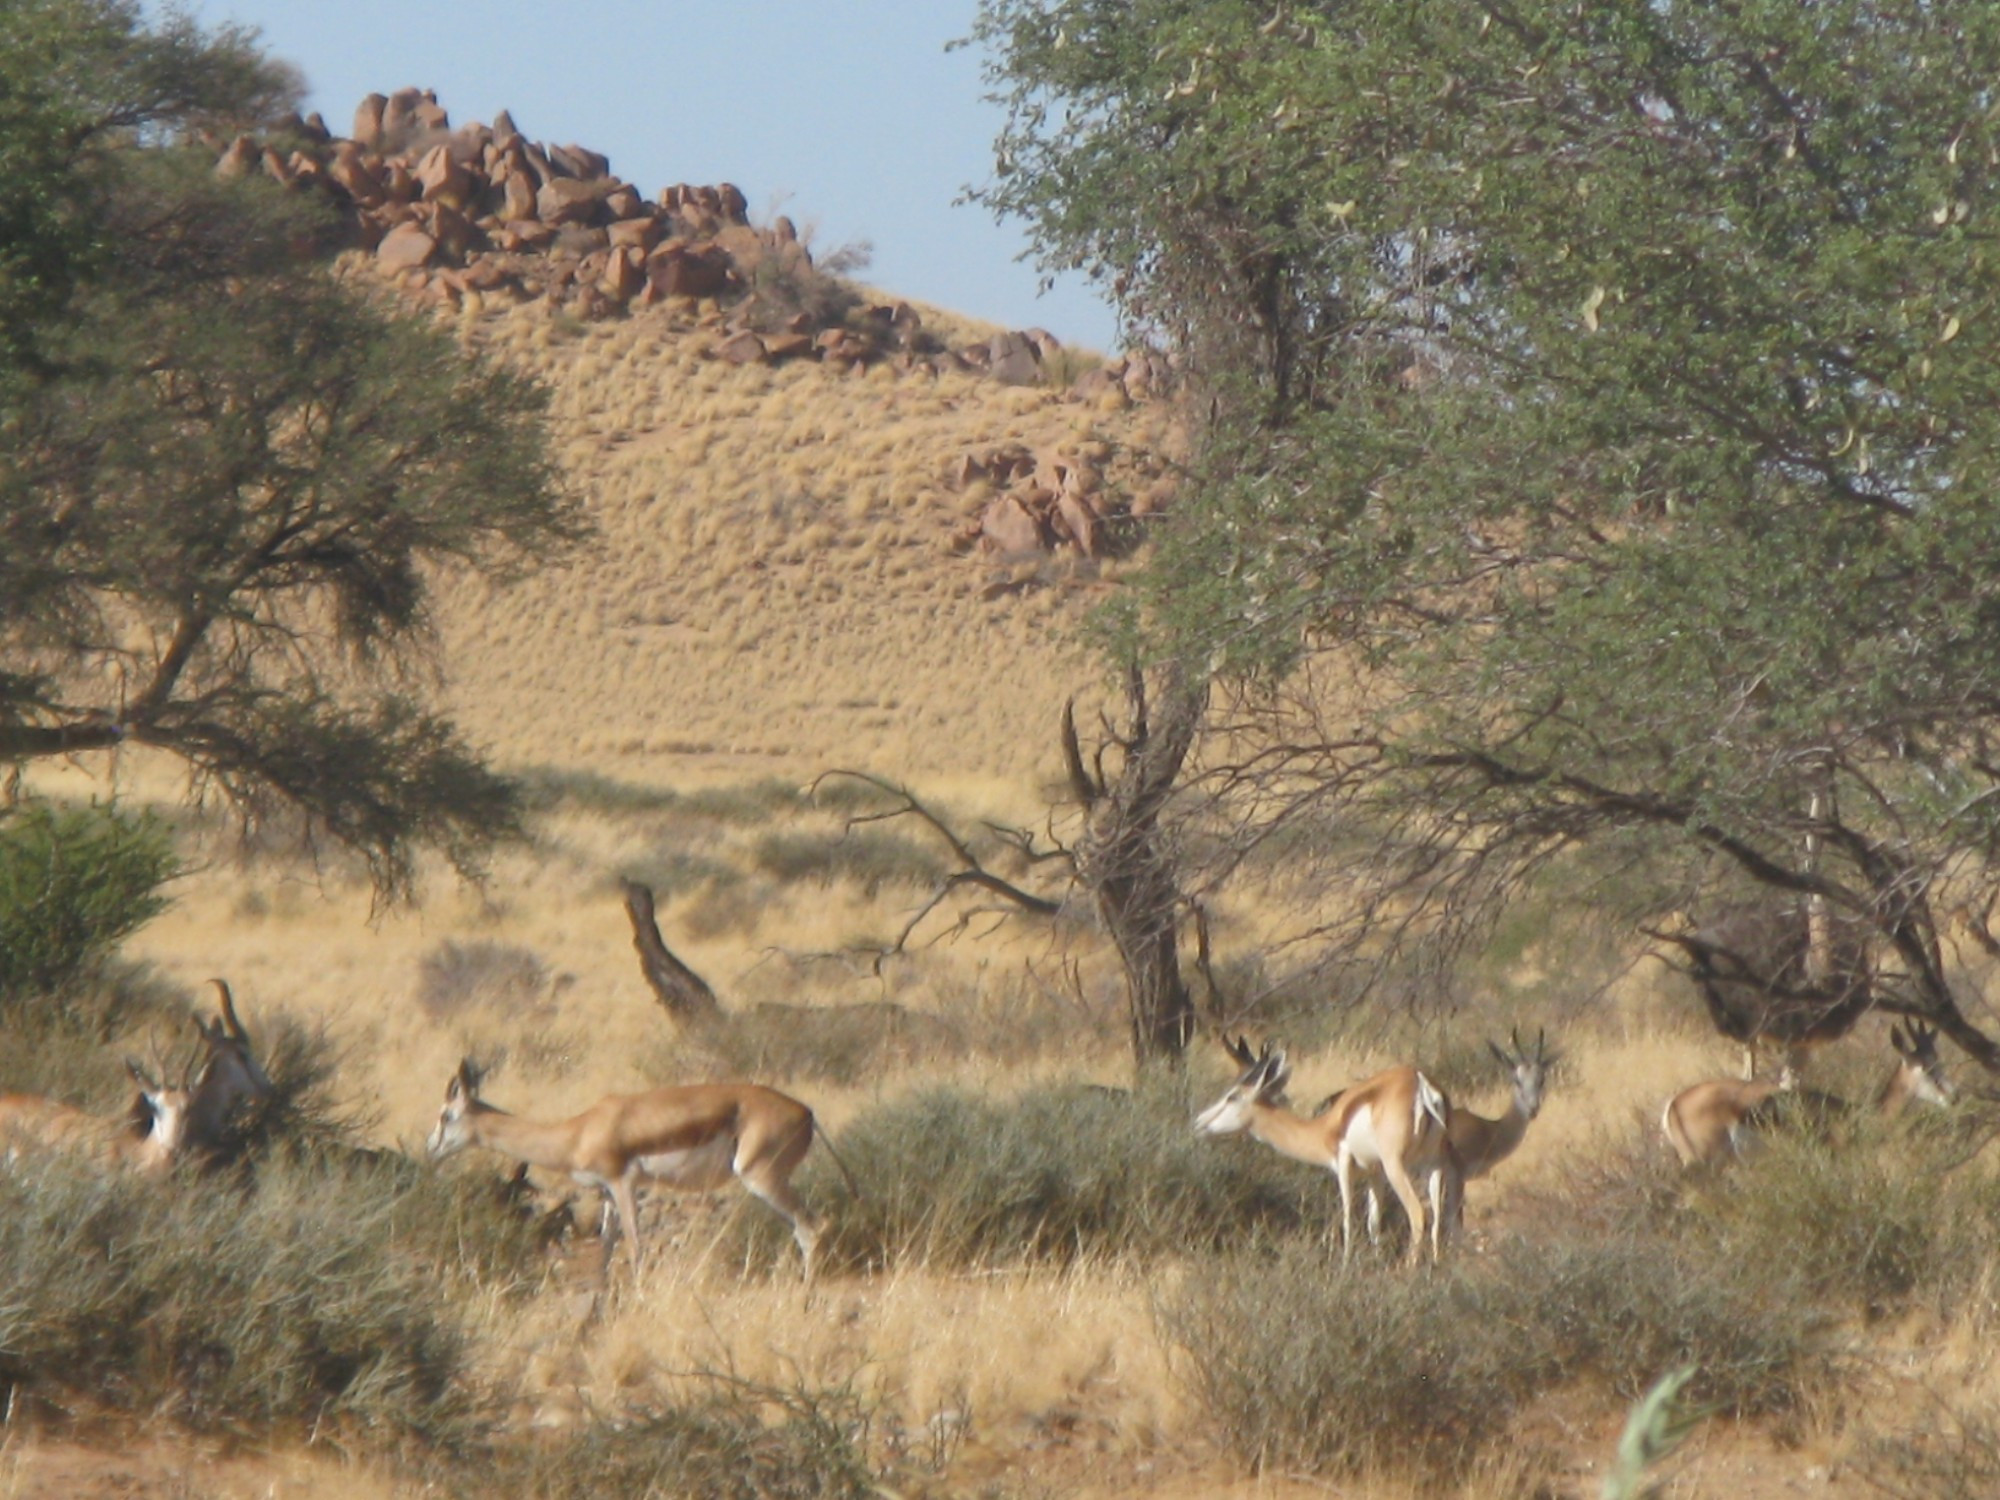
[0,1059,198,1174]
[184,978,275,1159]
[1444,1028,1556,1227]
[1662,1022,1954,1167]
[425,1059,853,1281]
[1196,1036,1458,1267]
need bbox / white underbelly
[633,1134,737,1191]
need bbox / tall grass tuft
[487,1375,885,1500]
[1164,1228,1825,1486]
[0,1149,528,1446]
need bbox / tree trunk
[619,878,721,1024]
[1065,664,1207,1065]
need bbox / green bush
[727,1080,1340,1275]
[0,803,177,1025]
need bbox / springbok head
[1196,1034,1291,1135]
[1487,1026,1558,1120]
[426,1057,488,1160]
[124,1056,197,1164]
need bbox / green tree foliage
[0,3,588,897]
[974,1,2000,1062]
[0,803,174,1015]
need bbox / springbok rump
[425,1059,857,1281]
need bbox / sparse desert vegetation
[14,5,2000,1499]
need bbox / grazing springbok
[184,978,275,1159]
[425,1059,853,1281]
[0,1059,198,1174]
[1196,1036,1459,1267]
[1445,1028,1557,1225]
[1662,1022,1954,1167]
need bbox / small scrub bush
[417,939,550,1021]
[732,1080,1340,1274]
[749,829,945,894]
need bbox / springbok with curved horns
[425,1059,856,1281]
[1662,1021,1954,1167]
[1448,1028,1557,1192]
[0,1058,199,1173]
[1196,1036,1459,1267]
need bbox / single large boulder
[646,243,731,299]
[415,144,474,210]
[537,177,602,227]
[980,494,1049,555]
[376,221,437,273]
[352,93,388,149]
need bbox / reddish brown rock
[980,495,1049,555]
[761,332,814,362]
[537,177,602,226]
[214,134,259,178]
[600,246,644,302]
[986,331,1044,386]
[376,221,437,272]
[549,143,609,180]
[603,185,644,221]
[715,329,768,365]
[501,169,538,222]
[646,244,731,299]
[353,93,388,149]
[426,203,480,262]
[382,162,418,203]
[607,217,661,253]
[499,219,557,250]
[381,88,428,142]
[415,144,473,209]
[713,223,765,274]
[329,144,384,206]
[1056,491,1105,558]
[715,183,749,223]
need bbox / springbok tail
[1413,1072,1450,1136]
[814,1121,866,1208]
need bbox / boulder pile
[946,438,1178,562]
[209,87,1175,403]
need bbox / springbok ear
[1890,1023,1911,1057]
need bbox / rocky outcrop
[207,87,1169,405]
[947,438,1177,561]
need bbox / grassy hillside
[428,285,1177,789]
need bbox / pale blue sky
[175,0,1122,352]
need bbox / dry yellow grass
[20,283,1994,1498]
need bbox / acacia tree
[976,0,2000,1066]
[1,2,587,897]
